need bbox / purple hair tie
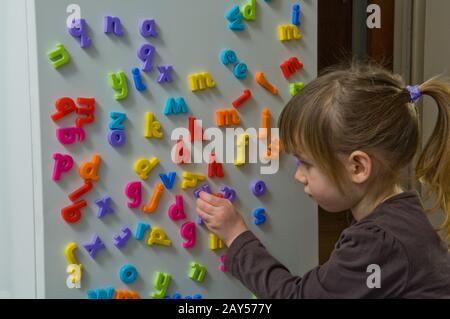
[406,85,422,103]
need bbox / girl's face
[294,152,357,213]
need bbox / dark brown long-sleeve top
[225,191,450,298]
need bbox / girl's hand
[196,191,248,247]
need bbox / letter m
[215,109,240,126]
[280,57,304,79]
[188,72,215,91]
[278,24,300,41]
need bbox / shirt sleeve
[224,224,410,299]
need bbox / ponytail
[415,77,450,238]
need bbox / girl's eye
[296,158,312,168]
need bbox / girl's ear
[347,151,372,184]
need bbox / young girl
[196,62,450,298]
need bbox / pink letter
[180,221,196,248]
[52,153,74,181]
[56,127,86,144]
[124,181,142,208]
[168,195,186,220]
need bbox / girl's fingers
[196,198,217,214]
[199,191,224,207]
[197,210,216,230]
[197,208,210,223]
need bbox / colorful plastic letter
[208,153,224,177]
[232,89,251,108]
[66,267,81,289]
[104,16,123,36]
[157,65,173,83]
[87,287,115,299]
[66,267,82,289]
[163,97,188,115]
[95,195,113,218]
[108,129,126,147]
[215,109,240,126]
[144,112,163,138]
[114,289,139,299]
[51,97,76,121]
[173,139,191,164]
[219,185,236,202]
[209,232,225,250]
[83,235,105,258]
[180,222,196,249]
[188,262,206,282]
[140,19,157,37]
[241,0,256,20]
[66,264,82,289]
[280,56,304,79]
[251,179,266,196]
[264,137,283,160]
[168,195,186,221]
[47,43,70,69]
[151,272,171,299]
[108,71,128,100]
[142,182,164,214]
[219,255,226,272]
[138,43,155,72]
[68,18,91,48]
[113,227,132,248]
[290,82,305,96]
[64,242,79,265]
[52,153,74,181]
[226,4,245,30]
[135,222,150,240]
[180,171,205,189]
[56,127,85,144]
[253,207,267,225]
[109,112,126,130]
[255,71,278,95]
[119,264,137,284]
[234,133,249,166]
[188,72,215,92]
[188,116,204,142]
[259,107,270,139]
[278,24,301,41]
[159,172,176,189]
[61,200,86,223]
[79,153,101,181]
[124,181,142,208]
[68,180,93,201]
[233,63,247,79]
[193,183,212,198]
[75,97,96,128]
[133,157,159,180]
[220,49,237,65]
[132,67,147,92]
[292,4,301,25]
[171,292,182,299]
[66,264,82,288]
[147,227,171,246]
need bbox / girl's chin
[318,202,349,213]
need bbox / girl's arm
[225,225,409,298]
[197,192,409,298]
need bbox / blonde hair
[278,61,450,236]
